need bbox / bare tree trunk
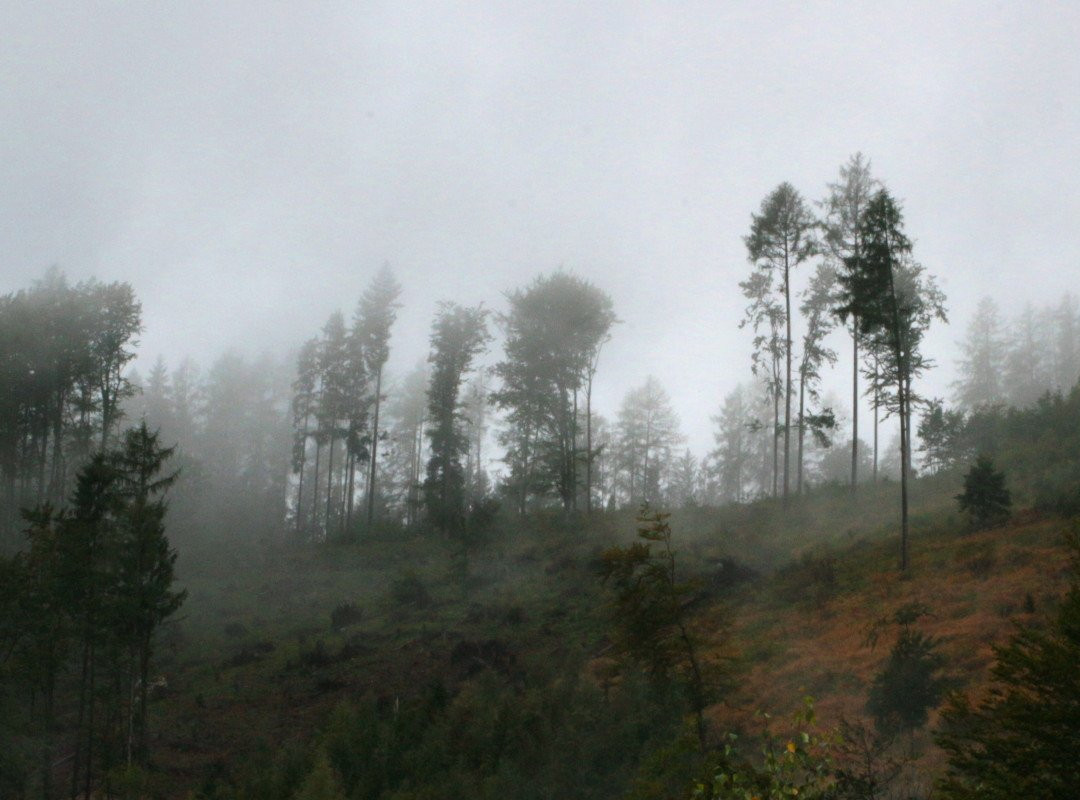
[324,433,336,534]
[310,437,323,534]
[851,319,859,490]
[366,367,383,528]
[783,258,792,503]
[295,413,310,537]
[772,383,780,499]
[899,370,909,571]
[797,371,806,495]
[571,388,578,512]
[342,448,354,538]
[519,426,531,516]
[586,371,594,514]
[873,359,880,483]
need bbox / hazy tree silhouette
[835,189,946,570]
[744,182,817,504]
[956,455,1011,530]
[351,265,402,532]
[424,302,490,537]
[821,153,879,491]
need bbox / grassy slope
[151,476,1075,797]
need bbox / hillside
[137,474,1074,799]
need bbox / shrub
[329,602,363,631]
[389,571,431,608]
[866,628,947,736]
[956,455,1011,529]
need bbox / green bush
[389,571,432,608]
[866,628,947,736]
[956,455,1011,529]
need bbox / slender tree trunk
[409,418,423,527]
[324,433,336,534]
[898,369,909,571]
[783,259,792,503]
[474,391,483,494]
[772,381,779,499]
[570,388,578,512]
[295,413,310,537]
[643,419,652,506]
[310,437,323,533]
[36,424,48,505]
[797,370,806,495]
[344,447,356,536]
[49,390,65,503]
[851,318,859,490]
[884,251,909,571]
[872,360,880,483]
[520,425,531,516]
[366,367,383,528]
[585,371,594,514]
[342,448,354,538]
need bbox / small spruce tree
[866,627,947,737]
[956,455,1011,529]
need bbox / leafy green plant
[695,699,835,800]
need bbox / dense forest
[2,146,1080,800]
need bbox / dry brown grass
[699,514,1072,775]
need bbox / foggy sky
[3,2,1079,455]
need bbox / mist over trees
[491,272,616,515]
[0,269,141,541]
[423,302,490,537]
[821,153,880,489]
[14,159,1080,561]
[954,293,1080,411]
[2,423,183,796]
[4,149,1080,799]
[835,189,947,570]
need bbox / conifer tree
[710,385,753,504]
[111,423,185,763]
[1003,304,1050,408]
[491,272,616,512]
[424,303,490,536]
[836,190,946,570]
[796,263,839,494]
[291,338,321,537]
[956,455,1011,529]
[1053,292,1080,392]
[822,153,879,490]
[614,377,682,506]
[352,266,402,531]
[317,312,352,535]
[953,297,1006,410]
[744,183,817,503]
[739,269,784,498]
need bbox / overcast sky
[3,2,1079,455]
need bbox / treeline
[0,425,183,798]
[0,268,140,542]
[284,272,721,538]
[125,351,292,553]
[952,294,1080,410]
[917,381,1080,513]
